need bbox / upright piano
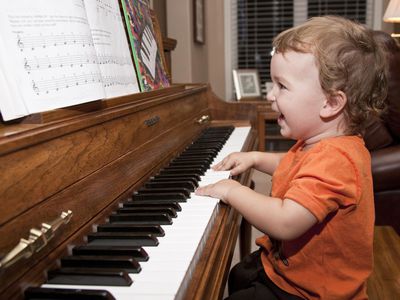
[0,84,264,300]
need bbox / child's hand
[195,179,242,204]
[212,152,255,176]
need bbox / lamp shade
[383,0,400,22]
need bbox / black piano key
[186,140,224,151]
[132,191,188,202]
[72,245,149,262]
[87,232,159,246]
[132,192,187,202]
[97,223,165,236]
[148,177,199,188]
[158,167,205,176]
[162,164,208,173]
[186,144,222,151]
[176,155,215,163]
[192,137,226,143]
[178,149,216,155]
[205,125,234,132]
[116,207,177,218]
[177,152,215,159]
[136,187,191,198]
[60,256,141,273]
[169,158,211,166]
[123,199,182,211]
[198,133,229,139]
[148,176,199,186]
[47,268,132,286]
[109,212,172,225]
[24,287,116,300]
[144,181,196,192]
[181,149,218,156]
[171,156,213,164]
[192,138,226,144]
[151,173,201,184]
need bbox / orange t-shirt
[256,136,374,300]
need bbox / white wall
[166,0,208,85]
[166,0,193,82]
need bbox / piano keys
[0,84,266,299]
[34,126,250,300]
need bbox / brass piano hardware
[196,115,210,124]
[0,210,72,270]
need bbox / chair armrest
[371,144,400,192]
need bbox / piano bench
[367,226,400,299]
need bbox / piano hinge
[0,210,72,270]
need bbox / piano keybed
[23,126,251,300]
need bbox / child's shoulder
[313,135,370,162]
[318,135,366,151]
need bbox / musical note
[17,35,24,50]
[32,80,39,95]
[24,58,31,72]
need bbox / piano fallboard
[0,84,264,299]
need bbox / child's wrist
[251,151,259,168]
[225,184,245,204]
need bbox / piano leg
[239,180,254,260]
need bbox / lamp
[383,0,400,37]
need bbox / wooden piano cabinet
[0,83,265,300]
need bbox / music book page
[84,0,139,98]
[0,0,140,121]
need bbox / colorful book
[120,0,170,92]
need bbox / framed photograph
[193,0,205,44]
[233,69,262,100]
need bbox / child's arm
[195,179,317,240]
[213,151,286,176]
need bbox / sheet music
[0,34,29,120]
[83,0,140,98]
[0,0,105,120]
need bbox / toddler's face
[267,51,330,143]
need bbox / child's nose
[266,89,275,102]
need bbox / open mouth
[277,113,285,122]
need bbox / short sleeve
[284,145,360,223]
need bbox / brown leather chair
[363,31,400,235]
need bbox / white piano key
[42,126,251,299]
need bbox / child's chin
[278,125,291,139]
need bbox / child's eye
[278,82,287,90]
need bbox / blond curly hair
[273,16,388,135]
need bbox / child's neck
[302,129,346,150]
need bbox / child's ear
[320,91,347,118]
